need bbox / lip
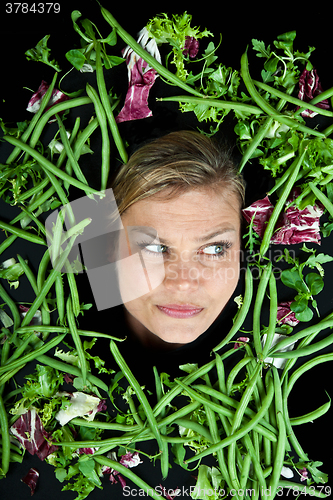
[156,304,204,319]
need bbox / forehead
[121,186,241,235]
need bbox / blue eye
[201,242,231,258]
[137,241,168,256]
[144,244,167,254]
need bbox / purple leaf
[21,468,39,496]
[297,68,330,118]
[116,27,161,123]
[10,408,58,460]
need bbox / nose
[164,258,200,292]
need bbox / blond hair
[110,130,245,215]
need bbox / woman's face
[117,186,242,346]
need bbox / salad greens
[1,3,333,499]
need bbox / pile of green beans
[0,4,332,500]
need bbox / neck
[124,309,182,350]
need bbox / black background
[0,0,333,498]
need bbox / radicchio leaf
[297,68,330,118]
[10,408,58,460]
[116,28,161,123]
[242,189,323,245]
[21,468,39,496]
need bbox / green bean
[271,331,333,360]
[36,246,52,318]
[15,176,50,203]
[242,433,267,493]
[158,95,263,116]
[177,378,276,441]
[260,149,305,256]
[69,417,140,432]
[0,234,17,256]
[66,296,87,385]
[238,116,274,173]
[0,394,10,476]
[55,114,92,198]
[253,80,333,118]
[309,181,333,219]
[95,42,128,164]
[5,72,58,164]
[267,368,286,500]
[261,269,278,359]
[0,337,10,396]
[0,367,22,388]
[193,384,277,438]
[36,354,108,393]
[4,333,37,366]
[85,83,110,192]
[10,185,56,226]
[286,353,333,397]
[20,234,78,326]
[186,368,274,464]
[28,96,92,151]
[94,455,163,500]
[110,340,169,479]
[266,157,300,196]
[240,51,325,138]
[252,262,272,356]
[173,418,213,443]
[55,274,65,324]
[226,356,253,396]
[239,452,252,490]
[65,267,80,317]
[101,6,204,99]
[213,266,253,352]
[0,333,66,375]
[4,136,103,197]
[58,116,81,171]
[0,219,46,246]
[290,399,331,426]
[268,314,333,356]
[72,117,99,159]
[0,283,21,331]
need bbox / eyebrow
[127,226,236,245]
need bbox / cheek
[203,248,241,297]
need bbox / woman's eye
[201,243,231,257]
[144,244,167,254]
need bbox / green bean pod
[94,455,163,500]
[0,394,10,476]
[0,334,66,375]
[308,181,333,219]
[95,42,128,164]
[85,83,110,192]
[3,136,102,197]
[5,72,58,164]
[290,399,331,426]
[267,368,286,500]
[110,340,169,479]
[213,265,253,352]
[0,283,21,331]
[55,114,91,194]
[260,149,306,256]
[20,235,78,326]
[186,368,274,464]
[240,51,325,138]
[0,219,46,247]
[66,296,88,385]
[252,261,272,357]
[238,116,274,173]
[101,6,204,99]
[36,354,108,393]
[253,79,333,118]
